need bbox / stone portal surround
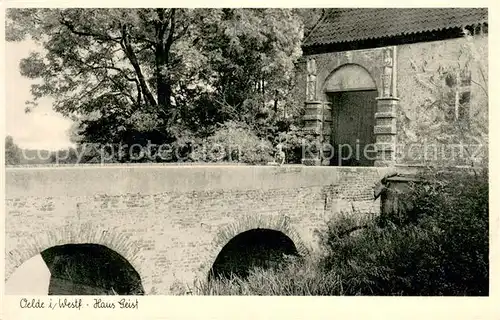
[302,98,399,167]
[301,46,400,167]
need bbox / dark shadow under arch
[208,228,300,281]
[41,243,144,295]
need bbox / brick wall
[5,165,391,294]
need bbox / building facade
[300,8,488,167]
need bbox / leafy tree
[5,135,21,165]
[198,121,274,164]
[7,9,202,146]
[189,9,303,129]
[6,8,315,163]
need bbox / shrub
[265,122,310,164]
[320,168,489,296]
[197,121,274,164]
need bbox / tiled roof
[303,8,488,47]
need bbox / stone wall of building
[396,34,488,166]
[299,33,488,167]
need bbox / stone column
[302,56,332,166]
[374,98,399,166]
[321,102,333,165]
[374,46,399,167]
[301,101,332,166]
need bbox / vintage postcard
[1,2,497,320]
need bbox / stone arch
[43,243,144,295]
[317,51,385,100]
[5,222,151,293]
[320,62,381,167]
[6,243,144,295]
[200,215,308,281]
[208,228,301,280]
[323,63,377,93]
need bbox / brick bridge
[5,165,394,294]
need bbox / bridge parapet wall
[5,165,391,294]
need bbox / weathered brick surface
[5,165,391,294]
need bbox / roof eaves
[302,19,488,48]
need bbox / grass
[192,256,345,296]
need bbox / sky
[6,39,75,151]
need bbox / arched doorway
[6,243,144,295]
[324,64,378,166]
[208,229,299,281]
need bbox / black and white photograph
[3,6,490,302]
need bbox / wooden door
[329,90,377,166]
